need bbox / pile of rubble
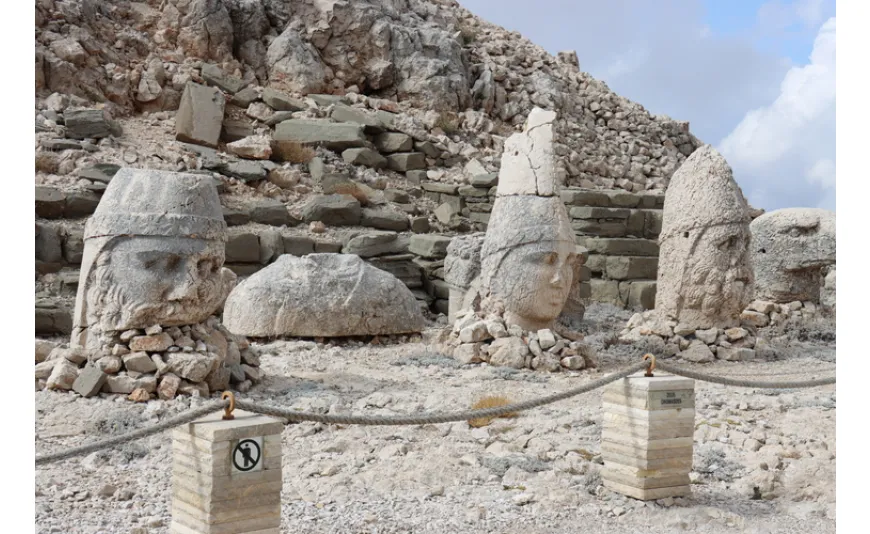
[35,316,260,400]
[445,311,597,371]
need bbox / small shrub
[468,395,517,428]
[35,152,59,173]
[434,112,461,135]
[270,140,315,164]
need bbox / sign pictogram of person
[232,438,262,472]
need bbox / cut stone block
[273,119,366,151]
[176,82,226,148]
[170,410,283,534]
[601,373,695,501]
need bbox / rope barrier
[34,354,837,466]
[655,360,836,389]
[234,360,649,425]
[35,400,227,466]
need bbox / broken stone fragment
[175,82,226,148]
[129,333,173,353]
[72,365,107,398]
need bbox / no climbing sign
[231,437,263,473]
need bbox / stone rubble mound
[36,316,261,400]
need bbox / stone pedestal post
[170,409,283,534]
[600,373,695,500]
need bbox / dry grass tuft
[467,395,517,428]
[434,111,461,134]
[35,152,59,174]
[270,140,315,164]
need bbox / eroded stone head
[73,168,236,349]
[655,145,753,329]
[751,208,835,303]
[477,108,578,331]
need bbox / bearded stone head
[655,145,753,329]
[72,168,236,349]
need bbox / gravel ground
[35,304,836,534]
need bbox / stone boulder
[175,82,226,148]
[750,208,835,304]
[223,254,425,337]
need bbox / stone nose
[165,272,198,301]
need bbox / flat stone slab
[274,119,366,151]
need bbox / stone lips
[84,168,227,240]
[750,208,836,303]
[222,253,425,338]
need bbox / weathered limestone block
[750,208,835,304]
[655,145,753,329]
[64,109,121,139]
[386,152,426,172]
[71,168,237,351]
[262,88,305,111]
[601,373,695,500]
[223,254,425,337]
[273,119,366,151]
[301,194,361,226]
[343,148,387,169]
[175,82,226,148]
[330,104,387,133]
[373,132,413,153]
[409,234,452,259]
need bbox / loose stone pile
[619,311,769,363]
[445,312,598,371]
[36,316,260,400]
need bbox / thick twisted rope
[35,400,227,466]
[655,360,836,389]
[234,360,649,425]
[35,356,837,466]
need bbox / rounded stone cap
[660,145,749,241]
[84,168,226,241]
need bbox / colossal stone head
[655,145,753,329]
[72,168,236,350]
[477,108,578,331]
[750,208,835,303]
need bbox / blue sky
[459,0,836,212]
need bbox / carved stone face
[751,208,835,303]
[86,236,235,332]
[490,239,577,331]
[677,225,753,323]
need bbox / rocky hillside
[36,0,702,192]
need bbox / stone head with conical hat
[478,108,579,331]
[655,145,753,329]
[72,168,236,350]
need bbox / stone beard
[661,223,753,328]
[83,236,234,342]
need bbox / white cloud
[718,17,836,211]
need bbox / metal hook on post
[643,354,656,377]
[221,391,236,420]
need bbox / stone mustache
[72,168,236,350]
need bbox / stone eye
[544,252,557,265]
